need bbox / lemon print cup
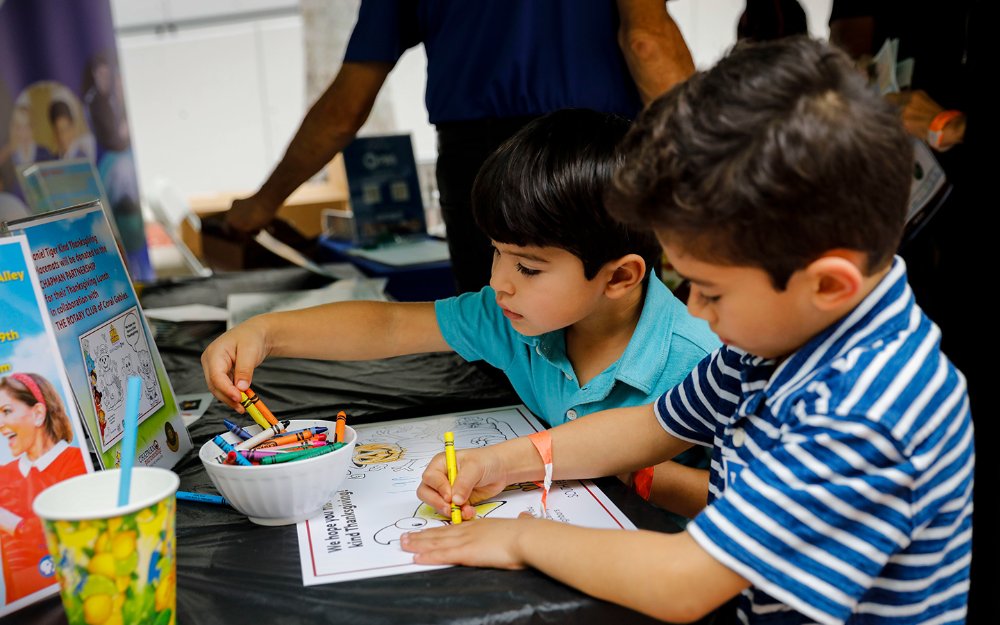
[33,467,179,625]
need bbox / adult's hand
[224,194,279,235]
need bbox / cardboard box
[181,157,350,261]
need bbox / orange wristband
[632,466,654,500]
[527,430,553,515]
[927,110,962,150]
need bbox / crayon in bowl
[198,419,357,525]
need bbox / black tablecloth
[5,268,688,625]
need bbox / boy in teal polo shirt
[202,109,719,520]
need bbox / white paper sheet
[226,278,388,328]
[144,304,228,322]
[347,238,450,267]
[296,405,635,585]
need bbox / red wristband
[927,110,962,150]
[632,466,654,500]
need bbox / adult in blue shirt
[223,0,694,294]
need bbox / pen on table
[176,491,230,506]
[444,431,462,524]
[234,420,290,451]
[335,410,347,443]
[223,418,253,440]
[244,388,279,426]
[239,390,275,429]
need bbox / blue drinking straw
[117,376,143,507]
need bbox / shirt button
[732,429,746,448]
[565,372,573,380]
[536,345,544,356]
[566,409,578,420]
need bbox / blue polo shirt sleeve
[343,0,421,64]
[434,287,520,371]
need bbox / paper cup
[32,467,179,625]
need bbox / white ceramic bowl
[199,419,357,526]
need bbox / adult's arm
[617,0,696,104]
[225,61,393,233]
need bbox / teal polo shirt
[435,275,720,426]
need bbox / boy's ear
[804,250,865,311]
[602,253,646,299]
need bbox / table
[317,236,456,302]
[3,267,696,625]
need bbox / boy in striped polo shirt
[405,37,974,624]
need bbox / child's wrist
[505,436,546,484]
[927,110,965,151]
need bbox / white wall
[671,0,833,68]
[114,0,834,201]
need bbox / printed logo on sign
[39,554,55,578]
[363,151,398,170]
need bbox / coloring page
[78,306,163,451]
[297,405,635,585]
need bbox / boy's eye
[515,263,540,277]
[699,292,721,304]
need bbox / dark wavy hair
[472,109,661,281]
[608,37,912,289]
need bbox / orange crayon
[252,429,315,450]
[244,388,279,427]
[335,411,347,443]
[259,438,327,452]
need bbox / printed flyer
[4,201,190,469]
[296,405,635,585]
[0,235,94,617]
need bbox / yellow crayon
[245,388,279,426]
[240,391,270,430]
[444,431,461,524]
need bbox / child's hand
[417,448,509,520]
[399,514,541,570]
[200,319,270,411]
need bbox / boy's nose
[489,263,514,295]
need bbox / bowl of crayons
[199,404,357,526]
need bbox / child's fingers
[415,480,451,518]
[230,343,260,399]
[449,455,483,507]
[400,520,528,569]
[418,455,454,516]
[201,345,243,411]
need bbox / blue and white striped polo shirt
[655,257,974,624]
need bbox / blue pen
[223,418,253,440]
[213,435,252,466]
[176,490,230,506]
